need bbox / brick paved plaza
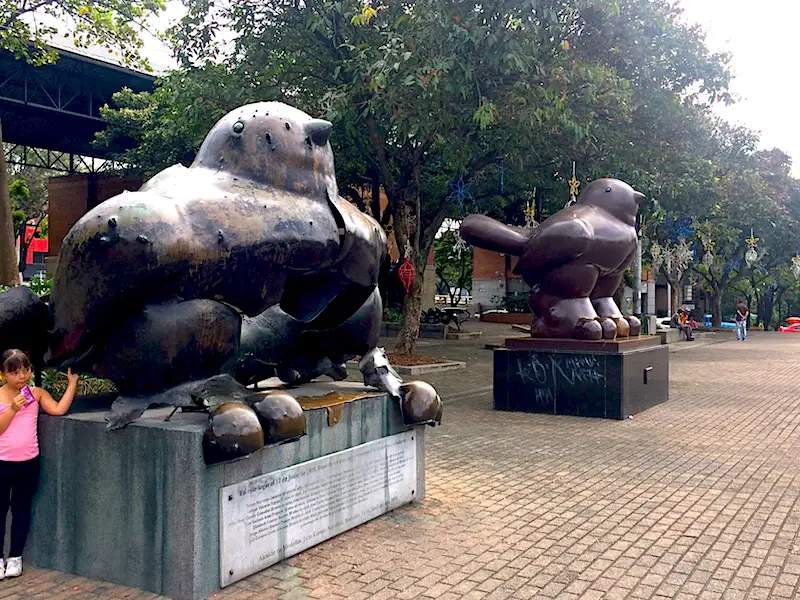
[4,330,800,599]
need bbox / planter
[446,331,483,340]
[480,312,532,325]
[383,323,448,339]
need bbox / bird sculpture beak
[634,191,646,203]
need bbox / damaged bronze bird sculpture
[0,102,442,465]
[461,178,645,340]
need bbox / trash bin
[703,314,712,328]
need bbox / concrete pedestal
[493,336,668,419]
[25,382,425,600]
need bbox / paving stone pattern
[4,332,800,599]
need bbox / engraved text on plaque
[219,430,418,586]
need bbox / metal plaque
[220,430,418,586]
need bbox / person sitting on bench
[671,309,694,341]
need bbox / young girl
[0,349,78,579]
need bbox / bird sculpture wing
[512,218,593,276]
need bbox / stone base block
[26,383,425,600]
[493,337,668,419]
[657,329,683,344]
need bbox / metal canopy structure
[0,43,156,173]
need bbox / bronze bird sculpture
[461,178,645,340]
[0,102,442,465]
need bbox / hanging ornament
[700,231,715,268]
[744,228,759,268]
[453,229,469,258]
[744,247,758,268]
[650,240,664,273]
[398,256,416,293]
[566,161,580,208]
[398,234,416,293]
[673,237,693,273]
[523,187,539,228]
[703,250,715,268]
[792,254,800,280]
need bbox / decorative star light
[668,216,694,240]
[746,229,759,249]
[523,201,539,228]
[523,188,539,228]
[447,175,474,212]
[566,161,579,208]
[568,161,580,197]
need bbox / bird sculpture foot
[599,318,617,340]
[610,316,631,338]
[204,389,306,465]
[359,347,402,399]
[573,318,603,340]
[625,315,641,337]
[399,381,443,426]
[104,374,306,466]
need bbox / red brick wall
[472,248,522,280]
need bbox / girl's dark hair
[1,349,31,373]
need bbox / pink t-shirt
[0,400,39,461]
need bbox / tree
[99,0,748,349]
[0,121,15,286]
[117,0,649,352]
[9,168,49,276]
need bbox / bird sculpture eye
[605,186,612,192]
[232,121,245,134]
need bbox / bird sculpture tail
[460,215,529,257]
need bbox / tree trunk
[711,293,722,327]
[670,280,683,313]
[391,182,437,355]
[0,120,20,287]
[395,259,424,355]
[18,228,28,275]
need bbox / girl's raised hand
[11,393,26,412]
[66,368,79,387]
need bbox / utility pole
[632,214,642,315]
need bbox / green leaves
[351,3,385,26]
[472,101,498,130]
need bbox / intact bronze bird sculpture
[461,178,645,340]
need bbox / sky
[140,1,799,175]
